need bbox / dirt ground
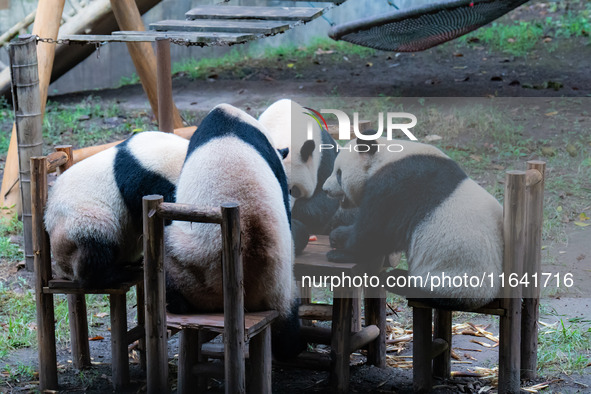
[1,1,591,393]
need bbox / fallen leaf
[574,221,590,227]
[507,38,516,43]
[424,134,442,142]
[566,144,577,157]
[579,213,590,221]
[287,63,295,68]
[545,111,558,116]
[314,48,334,55]
[470,154,482,162]
[89,335,104,341]
[95,312,108,318]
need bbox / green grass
[538,318,591,374]
[1,362,36,384]
[458,7,591,56]
[0,214,23,261]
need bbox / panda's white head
[323,137,447,208]
[259,99,322,203]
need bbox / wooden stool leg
[68,294,91,369]
[433,309,452,379]
[299,281,314,327]
[37,292,58,390]
[351,287,362,333]
[110,293,129,390]
[330,288,352,394]
[413,307,432,393]
[364,288,386,368]
[136,282,146,371]
[250,325,272,394]
[178,328,199,394]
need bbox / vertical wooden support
[351,288,362,333]
[10,34,43,271]
[1,0,66,219]
[433,309,452,378]
[499,171,526,394]
[221,203,245,394]
[156,38,174,133]
[178,328,199,394]
[299,282,313,327]
[110,0,183,128]
[136,280,147,371]
[67,294,91,369]
[110,293,129,389]
[143,195,168,394]
[330,287,352,394]
[364,289,386,368]
[521,161,545,380]
[413,306,432,393]
[31,157,58,390]
[249,325,272,394]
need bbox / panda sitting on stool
[259,99,340,255]
[323,137,503,310]
[165,104,304,359]
[44,131,189,287]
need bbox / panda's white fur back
[259,98,322,202]
[165,105,293,316]
[44,131,188,284]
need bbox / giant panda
[258,99,340,255]
[323,137,503,310]
[164,104,303,359]
[44,131,189,287]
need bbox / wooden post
[499,171,526,393]
[433,309,452,378]
[67,295,91,369]
[9,34,43,271]
[413,306,433,393]
[364,289,386,368]
[110,293,130,389]
[249,325,272,394]
[351,288,362,333]
[330,287,352,394]
[143,195,168,394]
[221,203,245,394]
[0,0,66,218]
[136,279,147,371]
[178,328,199,394]
[31,156,58,390]
[156,38,174,133]
[521,161,545,380]
[110,0,183,128]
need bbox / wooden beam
[109,0,183,129]
[185,6,324,22]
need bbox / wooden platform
[185,6,324,22]
[294,236,360,278]
[150,19,292,35]
[43,271,143,295]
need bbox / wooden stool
[409,161,545,394]
[142,196,280,394]
[31,152,145,391]
[294,236,386,394]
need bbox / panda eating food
[44,131,189,287]
[323,137,503,310]
[258,98,340,255]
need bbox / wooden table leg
[250,325,272,394]
[110,293,129,390]
[365,288,386,368]
[413,306,432,393]
[68,294,91,369]
[330,288,352,394]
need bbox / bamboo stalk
[10,34,43,271]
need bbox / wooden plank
[186,6,324,22]
[521,161,545,381]
[150,19,292,35]
[61,31,254,44]
[299,304,332,321]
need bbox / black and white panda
[44,131,189,287]
[258,99,340,255]
[165,104,294,315]
[323,138,503,310]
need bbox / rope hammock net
[329,0,531,52]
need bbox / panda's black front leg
[327,225,358,264]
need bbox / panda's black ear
[356,138,378,155]
[300,140,315,162]
[277,147,289,160]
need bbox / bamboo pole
[0,9,36,47]
[0,0,66,219]
[109,0,183,129]
[10,35,43,271]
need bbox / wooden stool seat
[43,271,143,294]
[167,310,279,339]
